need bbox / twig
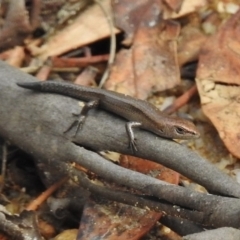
[25,177,68,211]
[72,169,204,223]
[0,142,7,193]
[95,0,116,88]
[0,0,41,51]
[51,54,109,68]
[163,84,198,114]
[35,65,52,81]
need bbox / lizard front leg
[65,99,100,136]
[125,122,142,152]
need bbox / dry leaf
[132,18,180,98]
[178,26,207,66]
[107,0,180,99]
[78,155,179,240]
[79,200,161,240]
[105,49,136,96]
[32,0,119,60]
[164,0,183,12]
[164,0,207,19]
[112,0,152,44]
[196,9,240,158]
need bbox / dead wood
[1,61,240,229]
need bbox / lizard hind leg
[125,122,142,153]
[64,99,99,136]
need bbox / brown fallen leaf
[112,0,151,44]
[74,66,98,86]
[105,48,136,96]
[196,9,240,158]
[5,46,25,67]
[178,26,207,66]
[132,18,180,99]
[32,0,119,60]
[164,0,207,19]
[120,155,179,184]
[164,0,183,12]
[107,0,180,99]
[78,155,179,240]
[79,200,161,240]
[0,0,41,52]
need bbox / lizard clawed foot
[64,115,85,137]
[65,100,99,136]
[129,138,138,153]
[72,111,81,117]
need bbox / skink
[17,81,200,151]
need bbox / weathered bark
[1,61,240,229]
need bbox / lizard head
[172,122,200,139]
[147,115,200,140]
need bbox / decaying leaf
[108,0,181,99]
[78,155,179,240]
[32,0,119,60]
[164,0,183,12]
[178,26,207,66]
[164,0,207,19]
[132,18,180,99]
[112,0,153,44]
[196,9,240,158]
[105,49,136,96]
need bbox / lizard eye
[175,127,186,135]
